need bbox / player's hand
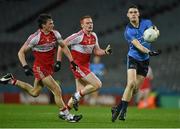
[105,44,112,55]
[152,25,160,36]
[71,61,78,71]
[23,65,33,76]
[54,61,61,72]
[149,50,162,56]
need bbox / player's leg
[67,78,85,110]
[41,75,82,122]
[0,73,42,97]
[122,69,137,101]
[15,78,43,97]
[111,68,137,122]
[118,59,148,121]
[69,72,102,111]
[118,73,145,120]
[80,72,102,95]
[41,75,66,110]
[133,75,145,95]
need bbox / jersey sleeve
[124,29,136,43]
[145,19,153,29]
[92,32,100,47]
[65,32,83,45]
[25,33,39,48]
[53,30,63,42]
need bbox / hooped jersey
[25,29,63,66]
[66,30,99,66]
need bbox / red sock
[60,107,67,112]
[66,105,71,110]
[79,90,84,97]
[11,79,17,85]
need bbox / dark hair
[38,13,52,29]
[80,15,92,24]
[128,4,139,10]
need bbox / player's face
[43,19,54,32]
[127,8,140,22]
[81,18,93,33]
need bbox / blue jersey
[124,19,153,61]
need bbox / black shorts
[127,56,149,77]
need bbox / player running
[111,5,161,122]
[0,14,82,122]
[55,15,112,113]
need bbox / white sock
[74,91,81,101]
[60,109,69,116]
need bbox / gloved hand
[149,50,161,56]
[152,25,160,36]
[104,44,112,55]
[23,65,33,76]
[54,61,61,72]
[71,61,78,71]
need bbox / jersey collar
[128,19,142,29]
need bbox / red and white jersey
[66,30,99,66]
[25,29,63,66]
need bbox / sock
[79,90,84,97]
[121,100,128,113]
[117,102,122,111]
[10,79,17,85]
[60,108,69,116]
[74,91,83,101]
[66,105,72,110]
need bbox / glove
[149,50,161,56]
[54,61,61,72]
[104,44,112,55]
[71,61,78,71]
[23,65,33,76]
[152,25,160,36]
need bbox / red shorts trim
[33,64,54,80]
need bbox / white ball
[143,28,158,43]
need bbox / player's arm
[152,26,160,37]
[93,44,106,56]
[93,32,112,56]
[18,43,33,76]
[18,43,31,67]
[132,39,161,56]
[146,19,160,37]
[56,46,63,62]
[56,40,73,62]
[54,45,63,72]
[56,39,78,71]
[93,43,112,56]
[132,39,150,54]
[54,30,73,62]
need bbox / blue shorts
[127,56,149,77]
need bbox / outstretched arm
[93,44,112,56]
[132,39,150,54]
[132,39,161,56]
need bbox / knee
[31,92,39,97]
[127,80,136,89]
[95,80,102,89]
[53,87,62,96]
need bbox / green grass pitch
[0,104,179,128]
